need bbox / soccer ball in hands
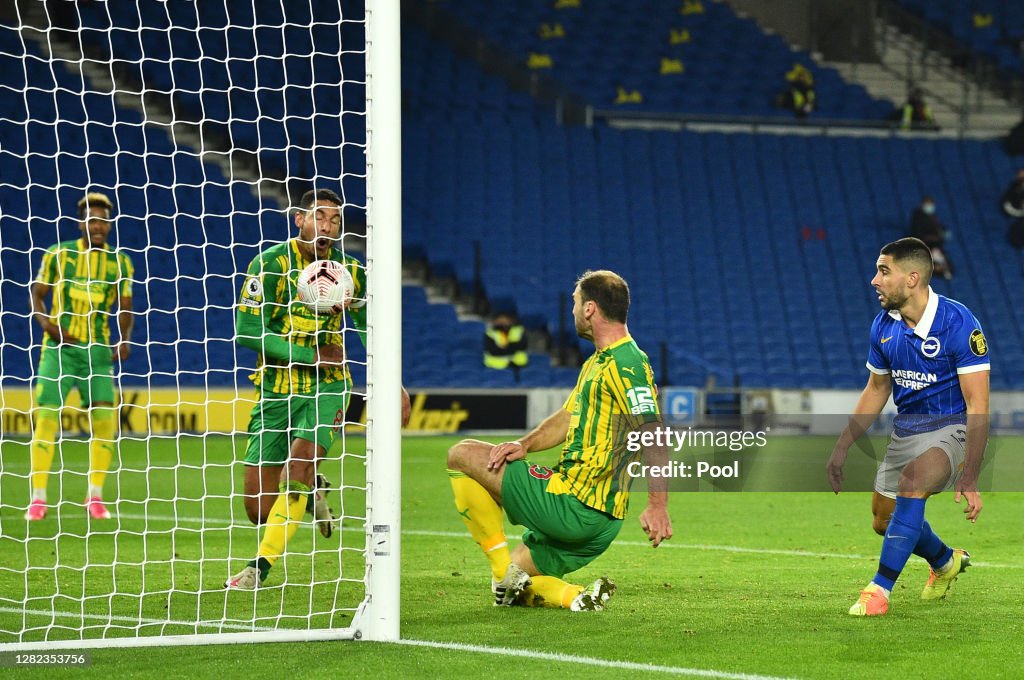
[296,260,354,314]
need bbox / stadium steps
[823,16,1021,136]
[429,0,888,120]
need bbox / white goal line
[395,638,801,680]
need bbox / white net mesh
[0,0,384,646]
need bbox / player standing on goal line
[447,270,674,611]
[827,237,989,616]
[225,188,411,590]
[25,192,134,521]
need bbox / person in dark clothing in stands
[909,196,953,279]
[1000,169,1024,220]
[484,312,528,379]
[1001,169,1024,255]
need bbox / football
[296,259,354,314]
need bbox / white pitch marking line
[107,513,1019,568]
[0,610,796,678]
[395,638,800,680]
[0,606,276,633]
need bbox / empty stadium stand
[896,0,1024,72]
[3,8,1022,394]
[432,0,892,119]
[401,26,1024,390]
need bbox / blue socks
[913,520,953,571]
[872,496,926,591]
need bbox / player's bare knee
[896,475,933,497]
[446,440,473,470]
[872,515,889,535]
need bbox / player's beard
[879,285,908,311]
[575,315,593,341]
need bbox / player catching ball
[225,188,411,589]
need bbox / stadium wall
[2,387,1023,437]
[0,387,531,437]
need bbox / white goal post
[0,0,401,649]
[363,0,403,644]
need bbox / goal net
[0,0,401,648]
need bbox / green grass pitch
[1,435,1021,679]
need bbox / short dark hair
[576,270,630,323]
[880,237,933,284]
[77,192,113,220]
[298,188,343,211]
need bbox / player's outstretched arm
[827,372,892,493]
[487,408,571,471]
[956,370,989,523]
[636,421,672,547]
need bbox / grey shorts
[875,424,967,499]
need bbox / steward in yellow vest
[484,313,528,370]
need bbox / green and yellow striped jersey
[36,238,134,347]
[236,239,366,395]
[553,335,659,519]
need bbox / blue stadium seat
[5,7,1021,394]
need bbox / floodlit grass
[1,435,1021,679]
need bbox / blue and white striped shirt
[866,288,989,436]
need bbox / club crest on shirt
[528,464,554,480]
[920,336,941,358]
[969,329,988,356]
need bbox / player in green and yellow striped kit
[26,192,134,521]
[225,188,411,589]
[448,270,674,610]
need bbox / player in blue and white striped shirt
[827,238,989,616]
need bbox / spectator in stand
[777,63,815,118]
[1001,169,1024,257]
[484,312,529,379]
[909,196,953,280]
[897,88,940,131]
[1000,169,1024,219]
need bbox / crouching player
[448,270,673,610]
